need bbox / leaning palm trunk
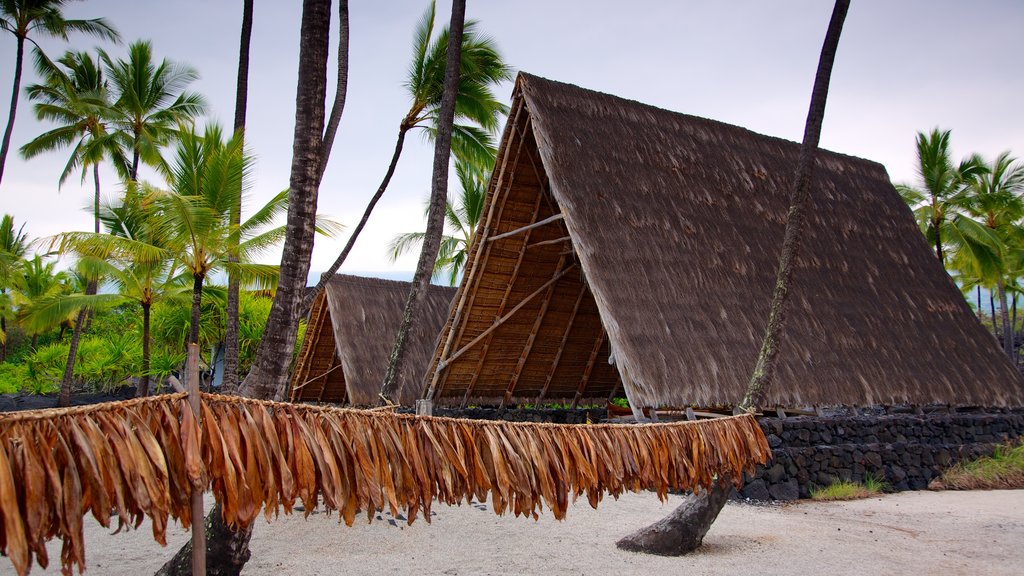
[303,124,409,314]
[0,34,25,185]
[0,393,768,576]
[381,0,466,403]
[618,0,849,556]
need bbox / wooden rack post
[187,343,206,576]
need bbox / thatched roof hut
[290,275,456,406]
[422,73,1024,410]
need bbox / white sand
[5,490,1023,575]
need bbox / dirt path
[6,490,1022,575]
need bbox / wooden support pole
[502,255,567,408]
[571,331,605,409]
[536,284,586,404]
[686,407,696,421]
[186,343,206,576]
[527,235,572,249]
[486,213,564,243]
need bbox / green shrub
[0,363,28,394]
[810,474,887,501]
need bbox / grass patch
[811,475,887,501]
[937,443,1024,490]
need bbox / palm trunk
[138,302,152,397]
[93,164,102,233]
[130,132,141,182]
[318,0,350,180]
[303,124,409,313]
[622,0,850,556]
[991,291,997,338]
[57,278,99,408]
[977,285,983,319]
[380,0,466,405]
[932,213,943,266]
[0,34,25,186]
[190,273,204,346]
[158,2,334,572]
[224,0,255,394]
[997,278,1013,359]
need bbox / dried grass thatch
[291,275,456,406]
[0,393,768,575]
[424,73,1024,409]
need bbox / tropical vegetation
[900,129,1024,363]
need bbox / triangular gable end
[423,73,1024,410]
[423,84,624,408]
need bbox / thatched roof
[422,72,1024,409]
[290,275,455,406]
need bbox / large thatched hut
[290,275,456,406]
[422,73,1023,412]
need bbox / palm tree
[0,0,119,186]
[152,124,282,348]
[895,129,988,269]
[100,40,206,181]
[303,0,511,311]
[0,213,29,358]
[21,49,128,233]
[381,0,467,404]
[388,158,489,285]
[10,254,66,349]
[961,152,1024,358]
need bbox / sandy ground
[4,490,1022,575]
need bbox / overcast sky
[2,0,1022,278]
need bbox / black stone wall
[740,412,1024,501]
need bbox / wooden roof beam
[486,213,564,243]
[571,331,605,409]
[535,282,586,404]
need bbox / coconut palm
[895,129,988,268]
[21,49,128,232]
[151,123,282,348]
[304,0,512,310]
[0,213,29,357]
[99,40,206,181]
[0,0,119,186]
[9,254,66,349]
[960,152,1024,358]
[388,158,489,285]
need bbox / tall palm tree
[381,0,467,404]
[0,213,29,358]
[961,152,1024,358]
[21,49,129,232]
[99,40,206,180]
[303,0,511,311]
[0,0,119,186]
[895,129,988,269]
[388,157,489,285]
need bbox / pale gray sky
[2,0,1022,277]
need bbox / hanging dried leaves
[0,393,769,575]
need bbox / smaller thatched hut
[290,275,456,406]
